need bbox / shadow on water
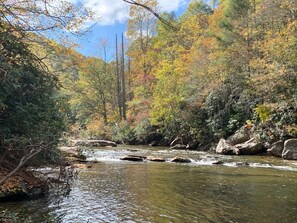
[1,145,297,222]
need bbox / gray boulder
[234,138,263,155]
[216,139,239,155]
[227,127,250,146]
[282,139,297,160]
[267,140,284,157]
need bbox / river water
[1,145,297,222]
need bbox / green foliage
[134,118,153,143]
[205,73,255,139]
[255,105,271,122]
[0,22,65,165]
[111,121,136,144]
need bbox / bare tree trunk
[115,34,122,120]
[121,33,127,120]
[127,57,132,101]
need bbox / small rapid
[83,145,297,172]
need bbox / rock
[212,160,224,165]
[120,155,145,162]
[227,127,250,146]
[170,137,183,147]
[186,141,199,150]
[216,139,239,155]
[147,156,166,162]
[267,140,284,157]
[170,157,191,163]
[72,140,117,147]
[127,149,140,152]
[236,162,250,166]
[234,138,263,155]
[170,144,187,150]
[149,141,159,147]
[282,139,297,160]
[0,172,48,202]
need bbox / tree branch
[122,0,177,30]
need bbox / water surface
[1,145,297,222]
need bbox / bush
[111,121,136,144]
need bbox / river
[1,145,297,222]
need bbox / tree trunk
[121,33,127,120]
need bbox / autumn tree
[126,0,157,122]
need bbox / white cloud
[83,0,130,25]
[82,0,188,26]
[158,0,188,12]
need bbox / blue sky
[71,0,193,59]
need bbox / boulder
[120,155,146,162]
[170,144,187,150]
[170,137,183,147]
[227,127,250,146]
[73,140,117,147]
[0,172,48,202]
[267,140,284,157]
[282,139,297,160]
[234,138,263,155]
[186,141,199,150]
[212,160,224,165]
[170,157,191,163]
[147,156,166,162]
[216,139,239,155]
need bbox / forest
[0,0,296,189]
[56,0,296,148]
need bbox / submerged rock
[267,140,284,157]
[170,157,191,163]
[147,156,166,162]
[212,160,224,165]
[120,155,146,162]
[127,149,140,152]
[282,139,297,160]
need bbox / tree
[126,0,157,122]
[0,22,65,184]
[71,56,116,126]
